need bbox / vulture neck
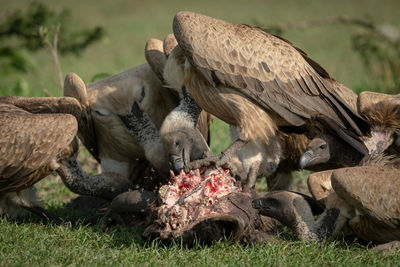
[293,207,340,242]
[57,157,133,201]
[171,87,202,128]
[331,143,364,167]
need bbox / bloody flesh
[157,166,242,232]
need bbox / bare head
[299,134,364,169]
[161,125,210,174]
[299,137,330,169]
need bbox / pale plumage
[64,64,178,175]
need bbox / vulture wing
[145,38,167,83]
[332,166,400,227]
[0,104,78,193]
[173,12,369,152]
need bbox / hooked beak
[252,198,264,210]
[299,149,314,169]
[170,155,184,175]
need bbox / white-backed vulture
[160,11,369,173]
[63,64,179,179]
[0,96,136,208]
[0,97,79,220]
[143,35,213,173]
[145,35,213,143]
[299,92,400,169]
[231,80,359,190]
[253,156,400,247]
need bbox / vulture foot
[184,153,234,172]
[23,206,63,225]
[185,139,246,174]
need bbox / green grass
[2,0,400,265]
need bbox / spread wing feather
[0,104,77,192]
[173,12,369,146]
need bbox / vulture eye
[94,109,109,116]
[319,144,327,149]
[175,140,180,146]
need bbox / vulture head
[160,87,210,173]
[299,133,364,169]
[145,35,212,173]
[300,91,400,169]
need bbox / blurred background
[2,0,400,96]
[1,0,400,192]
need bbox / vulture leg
[253,191,339,242]
[57,157,134,201]
[185,139,247,172]
[245,164,259,190]
[119,102,169,172]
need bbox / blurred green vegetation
[0,1,104,95]
[2,0,400,97]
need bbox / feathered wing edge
[172,11,369,153]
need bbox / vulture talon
[185,154,230,171]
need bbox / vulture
[231,81,359,190]
[62,56,211,195]
[0,96,139,219]
[253,156,400,248]
[160,11,370,173]
[143,35,213,172]
[63,65,179,178]
[0,96,79,220]
[299,91,400,169]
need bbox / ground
[1,0,400,265]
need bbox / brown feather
[163,33,178,57]
[331,165,400,228]
[358,91,400,115]
[145,38,167,83]
[0,103,77,194]
[362,99,400,133]
[172,11,368,148]
[196,110,213,144]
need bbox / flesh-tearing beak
[170,155,184,174]
[299,149,314,169]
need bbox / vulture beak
[252,198,264,210]
[299,149,314,169]
[170,155,184,175]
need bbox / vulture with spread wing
[161,11,369,172]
